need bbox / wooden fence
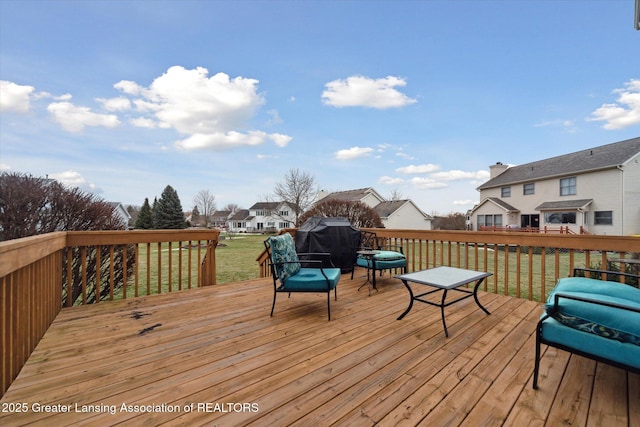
[0,229,219,396]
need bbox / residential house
[227,202,296,233]
[315,188,432,230]
[228,209,252,233]
[108,202,131,227]
[211,210,232,229]
[471,137,640,235]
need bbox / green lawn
[215,233,269,284]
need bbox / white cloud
[175,130,268,150]
[50,170,103,194]
[334,146,375,160]
[430,170,490,181]
[96,96,131,112]
[47,102,120,133]
[0,80,35,113]
[0,163,11,171]
[269,133,293,147]
[113,80,143,95]
[378,175,405,185]
[396,164,440,174]
[322,75,417,109]
[130,117,157,128]
[410,177,447,189]
[534,119,576,133]
[588,79,640,130]
[114,66,291,150]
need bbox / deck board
[1,273,637,426]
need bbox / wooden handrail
[1,229,219,397]
[257,228,639,303]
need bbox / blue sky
[1,1,639,216]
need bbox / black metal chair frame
[264,239,338,320]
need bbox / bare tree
[193,189,216,227]
[298,199,384,228]
[223,203,239,213]
[389,189,404,201]
[0,172,134,304]
[273,168,317,226]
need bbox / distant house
[227,202,296,233]
[316,188,432,230]
[228,209,252,233]
[211,210,232,229]
[471,137,640,235]
[108,202,131,227]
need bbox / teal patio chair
[351,230,406,290]
[264,233,341,320]
[533,267,640,389]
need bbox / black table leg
[397,279,414,320]
[473,278,491,315]
[440,289,449,337]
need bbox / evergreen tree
[152,197,158,228]
[155,185,186,229]
[135,198,154,229]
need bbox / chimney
[489,162,509,179]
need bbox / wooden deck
[1,272,638,426]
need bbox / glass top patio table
[395,266,493,337]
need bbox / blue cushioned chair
[350,231,406,289]
[264,233,341,320]
[533,267,640,389]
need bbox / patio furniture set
[264,228,640,389]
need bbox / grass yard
[119,234,601,302]
[215,233,268,284]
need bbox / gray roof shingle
[478,137,640,190]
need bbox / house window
[279,210,289,216]
[594,211,613,225]
[560,177,576,196]
[501,187,511,197]
[523,183,535,195]
[477,214,503,228]
[544,212,576,224]
[279,222,290,228]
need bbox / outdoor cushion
[540,316,640,369]
[373,250,405,261]
[356,257,406,269]
[282,267,341,292]
[545,277,640,345]
[268,233,301,283]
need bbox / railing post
[199,239,217,286]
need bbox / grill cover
[295,217,361,272]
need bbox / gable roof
[477,137,640,190]
[470,197,519,214]
[250,202,281,210]
[374,199,432,219]
[320,188,385,203]
[229,209,251,221]
[212,210,231,218]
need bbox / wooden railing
[479,225,591,234]
[0,229,219,396]
[257,228,639,302]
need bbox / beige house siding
[622,152,640,235]
[383,202,432,230]
[473,137,640,235]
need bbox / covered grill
[295,217,361,273]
